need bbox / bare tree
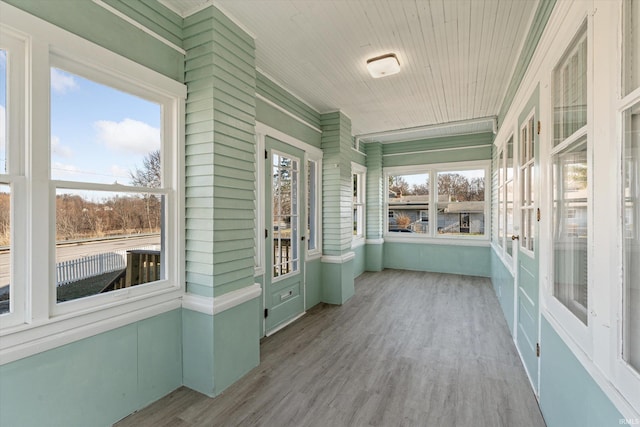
[130,150,162,232]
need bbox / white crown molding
[256,94,322,134]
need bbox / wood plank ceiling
[163,0,538,138]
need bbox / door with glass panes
[264,136,305,334]
[515,105,540,392]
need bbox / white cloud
[94,118,160,155]
[110,164,131,182]
[50,68,77,94]
[51,161,82,178]
[51,135,73,158]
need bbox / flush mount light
[366,53,400,78]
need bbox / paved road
[0,235,160,288]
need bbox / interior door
[515,109,540,392]
[264,136,305,334]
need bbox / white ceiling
[163,0,538,138]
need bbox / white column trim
[182,284,262,316]
[321,252,356,264]
[365,238,384,245]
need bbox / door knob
[512,235,520,241]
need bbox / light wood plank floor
[116,270,546,427]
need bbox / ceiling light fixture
[366,53,400,78]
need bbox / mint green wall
[183,6,257,298]
[321,259,355,304]
[384,242,491,277]
[256,71,321,131]
[305,259,322,309]
[353,245,366,278]
[256,98,322,147]
[498,0,557,124]
[490,250,515,334]
[365,243,384,272]
[5,0,184,81]
[182,309,215,396]
[0,310,182,427]
[539,316,623,427]
[213,298,260,395]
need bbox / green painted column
[320,111,355,304]
[182,5,259,397]
[364,142,384,271]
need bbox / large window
[307,159,319,254]
[51,63,167,307]
[352,163,366,241]
[385,162,488,239]
[0,11,185,337]
[551,22,589,325]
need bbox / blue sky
[50,67,160,185]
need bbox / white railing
[55,246,158,286]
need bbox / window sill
[383,234,490,247]
[0,286,183,365]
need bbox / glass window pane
[50,67,161,186]
[55,189,164,304]
[437,170,485,235]
[272,154,298,278]
[0,184,9,314]
[388,173,429,234]
[0,49,6,174]
[506,136,514,181]
[553,138,588,324]
[307,160,316,251]
[506,181,514,257]
[623,101,640,371]
[553,25,587,146]
[624,0,640,95]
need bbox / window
[0,8,185,339]
[307,159,320,254]
[436,169,486,236]
[551,22,589,325]
[622,100,640,372]
[51,64,168,307]
[495,136,515,258]
[388,172,429,234]
[520,116,536,253]
[385,162,488,239]
[352,163,366,240]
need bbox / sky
[0,52,160,185]
[50,67,160,186]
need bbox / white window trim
[0,2,186,362]
[542,16,592,356]
[352,162,366,246]
[0,27,27,328]
[494,132,516,271]
[306,154,322,260]
[384,160,490,243]
[518,109,537,259]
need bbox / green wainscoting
[384,242,491,277]
[213,298,260,395]
[490,250,516,334]
[365,242,384,272]
[352,244,366,278]
[182,308,215,396]
[539,316,623,427]
[321,259,355,305]
[0,310,182,427]
[305,259,323,310]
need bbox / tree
[389,175,409,197]
[130,150,162,232]
[130,150,161,188]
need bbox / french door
[264,136,305,334]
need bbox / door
[515,107,540,392]
[264,136,305,334]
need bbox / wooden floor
[115,270,546,427]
